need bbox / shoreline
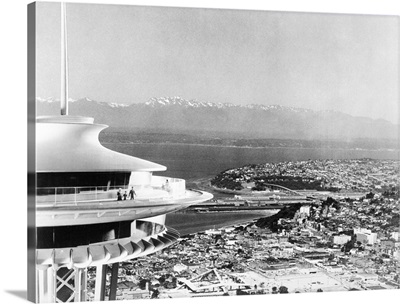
[102,141,399,153]
[166,209,278,236]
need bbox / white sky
[36,2,398,123]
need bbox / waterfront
[87,157,399,300]
[87,143,400,300]
[102,142,398,180]
[103,141,400,242]
[165,210,278,236]
[86,186,400,301]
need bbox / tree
[279,286,289,294]
[317,288,323,292]
[138,279,148,290]
[271,286,278,294]
[343,240,354,253]
[366,192,374,199]
[151,289,159,299]
[236,289,249,296]
[158,275,166,284]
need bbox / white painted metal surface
[36,116,166,172]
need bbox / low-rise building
[333,234,352,245]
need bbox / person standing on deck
[117,188,122,201]
[164,179,170,192]
[129,187,136,200]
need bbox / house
[333,235,352,245]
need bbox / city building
[333,235,352,245]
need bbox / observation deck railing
[36,176,188,207]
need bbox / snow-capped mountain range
[146,96,314,113]
[36,96,397,140]
[37,96,325,113]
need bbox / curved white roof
[36,116,166,172]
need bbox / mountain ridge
[36,96,347,115]
[36,96,398,141]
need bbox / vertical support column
[74,267,88,302]
[37,266,57,303]
[94,265,107,301]
[74,268,83,302]
[37,267,47,303]
[108,263,119,301]
[47,266,57,303]
[82,268,88,302]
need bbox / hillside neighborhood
[85,159,400,300]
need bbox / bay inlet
[103,142,397,235]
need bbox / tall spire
[60,2,69,115]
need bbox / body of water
[103,142,397,180]
[165,210,277,236]
[103,142,396,234]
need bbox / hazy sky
[36,2,399,123]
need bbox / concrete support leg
[94,265,107,301]
[37,266,57,303]
[74,268,81,302]
[37,267,47,303]
[82,268,87,302]
[108,263,119,301]
[74,268,86,302]
[47,266,57,303]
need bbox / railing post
[75,187,77,205]
[95,187,98,201]
[54,187,57,206]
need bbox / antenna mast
[61,2,69,115]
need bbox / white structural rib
[36,227,181,268]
